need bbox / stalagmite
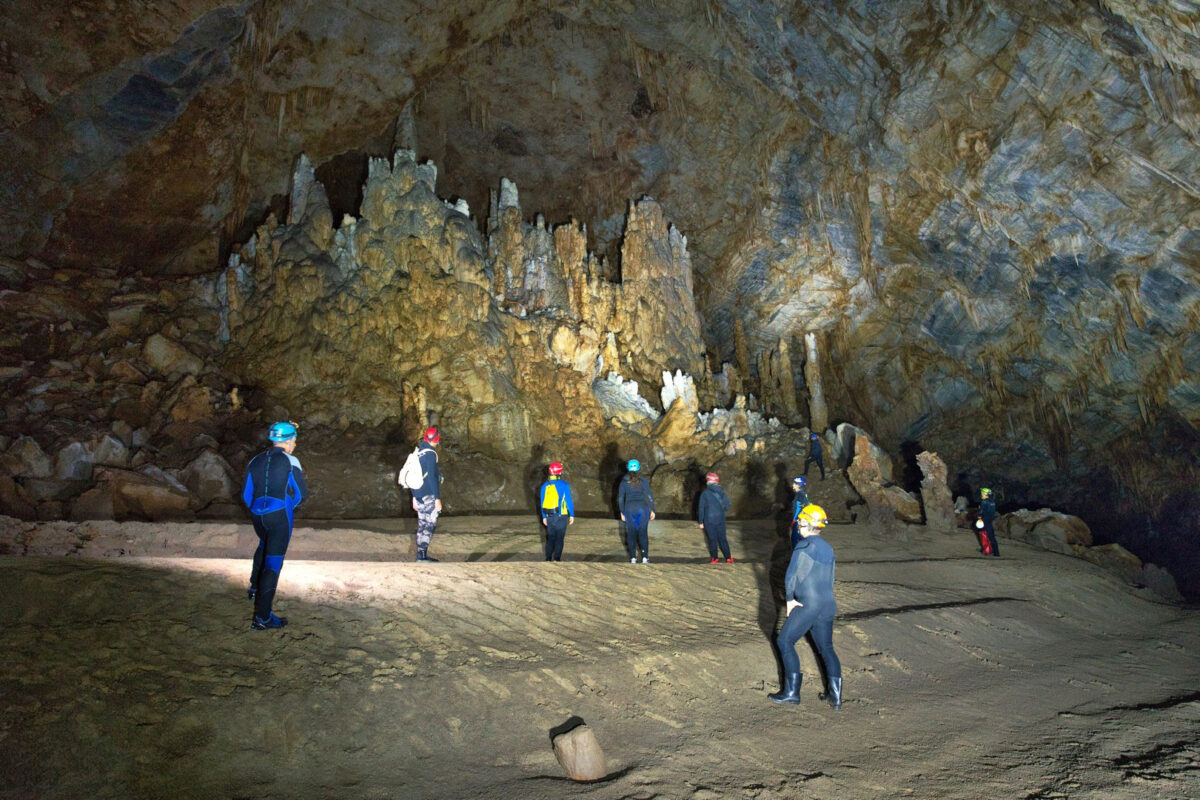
[805,332,828,434]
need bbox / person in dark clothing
[790,476,809,547]
[977,486,999,557]
[618,459,655,563]
[243,421,307,631]
[803,432,825,480]
[770,504,842,710]
[410,427,442,561]
[539,461,574,561]
[698,471,733,563]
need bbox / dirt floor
[1,514,1198,800]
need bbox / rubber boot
[819,677,842,710]
[417,547,439,562]
[768,672,801,704]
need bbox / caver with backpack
[398,426,442,561]
[538,461,575,561]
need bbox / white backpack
[398,447,425,490]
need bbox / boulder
[834,423,893,481]
[1079,543,1144,586]
[998,508,1093,552]
[1141,563,1184,602]
[846,433,909,538]
[2,437,53,478]
[70,484,115,521]
[89,467,196,521]
[0,474,36,519]
[143,333,203,376]
[917,451,956,532]
[552,724,607,782]
[180,449,237,505]
[92,434,129,467]
[20,478,89,504]
[54,441,95,481]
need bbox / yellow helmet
[797,504,828,529]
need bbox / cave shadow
[598,442,623,519]
[746,461,801,688]
[899,440,925,522]
[684,461,708,553]
[379,419,418,518]
[524,444,549,555]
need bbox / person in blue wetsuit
[770,503,842,710]
[539,461,575,561]
[789,476,809,547]
[618,459,655,563]
[803,432,825,480]
[697,471,732,563]
[243,421,307,631]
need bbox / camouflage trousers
[415,496,440,548]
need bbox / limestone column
[804,332,828,433]
[777,338,799,422]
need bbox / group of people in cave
[240,421,843,710]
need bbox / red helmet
[548,462,564,475]
[423,426,440,444]
[705,472,719,483]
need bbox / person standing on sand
[539,461,574,561]
[976,487,999,557]
[243,421,307,631]
[697,471,733,563]
[618,459,655,563]
[770,503,842,710]
[410,426,443,562]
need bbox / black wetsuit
[618,474,655,560]
[778,534,840,683]
[698,483,732,560]
[790,489,810,547]
[242,446,307,622]
[804,437,825,480]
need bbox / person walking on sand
[619,459,655,563]
[770,504,842,710]
[698,471,733,563]
[539,461,574,561]
[410,426,443,561]
[243,421,307,631]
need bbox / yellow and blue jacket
[539,477,575,518]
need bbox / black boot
[768,672,801,704]
[819,677,842,710]
[416,547,438,562]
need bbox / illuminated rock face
[223,151,707,461]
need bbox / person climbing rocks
[804,432,826,480]
[539,461,574,561]
[411,426,443,561]
[977,486,999,557]
[698,471,733,563]
[770,503,842,710]
[243,421,307,631]
[790,476,809,547]
[619,459,655,563]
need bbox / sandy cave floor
[1,515,1199,800]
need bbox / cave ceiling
[2,1,1199,517]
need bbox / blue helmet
[627,459,641,472]
[268,421,298,442]
[793,476,806,488]
[810,432,820,440]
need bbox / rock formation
[916,450,955,532]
